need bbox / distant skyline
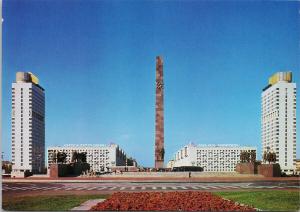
[2,0,299,166]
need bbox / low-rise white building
[47,144,135,172]
[166,159,175,169]
[171,143,256,172]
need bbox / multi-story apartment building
[171,143,256,172]
[11,72,45,177]
[47,144,135,172]
[261,71,296,174]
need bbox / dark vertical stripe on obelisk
[155,56,164,169]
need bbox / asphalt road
[3,180,299,194]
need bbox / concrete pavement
[70,199,105,210]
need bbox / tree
[250,151,256,163]
[240,151,256,163]
[51,152,57,163]
[245,151,251,163]
[240,151,245,163]
[2,164,12,174]
[57,152,67,163]
[72,151,87,163]
[269,152,276,164]
[240,151,250,163]
[78,152,87,163]
[265,152,276,164]
[72,151,78,163]
[263,151,267,163]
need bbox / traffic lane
[3,180,300,187]
[249,180,300,186]
[2,182,299,194]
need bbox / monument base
[11,170,32,178]
[235,162,260,174]
[111,166,138,172]
[49,163,90,178]
[155,161,164,169]
[258,164,281,177]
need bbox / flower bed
[90,191,256,211]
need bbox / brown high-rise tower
[155,56,164,169]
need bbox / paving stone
[70,199,105,211]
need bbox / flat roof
[185,143,256,149]
[48,144,118,148]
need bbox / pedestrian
[189,171,191,178]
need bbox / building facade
[261,72,296,174]
[171,143,256,172]
[166,159,175,169]
[47,144,135,172]
[11,72,45,177]
[295,159,300,175]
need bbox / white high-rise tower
[11,72,45,177]
[261,71,296,175]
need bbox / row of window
[49,150,110,153]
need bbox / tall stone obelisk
[155,56,164,169]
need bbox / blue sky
[2,0,300,166]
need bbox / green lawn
[215,190,300,211]
[2,194,109,211]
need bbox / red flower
[90,191,256,211]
